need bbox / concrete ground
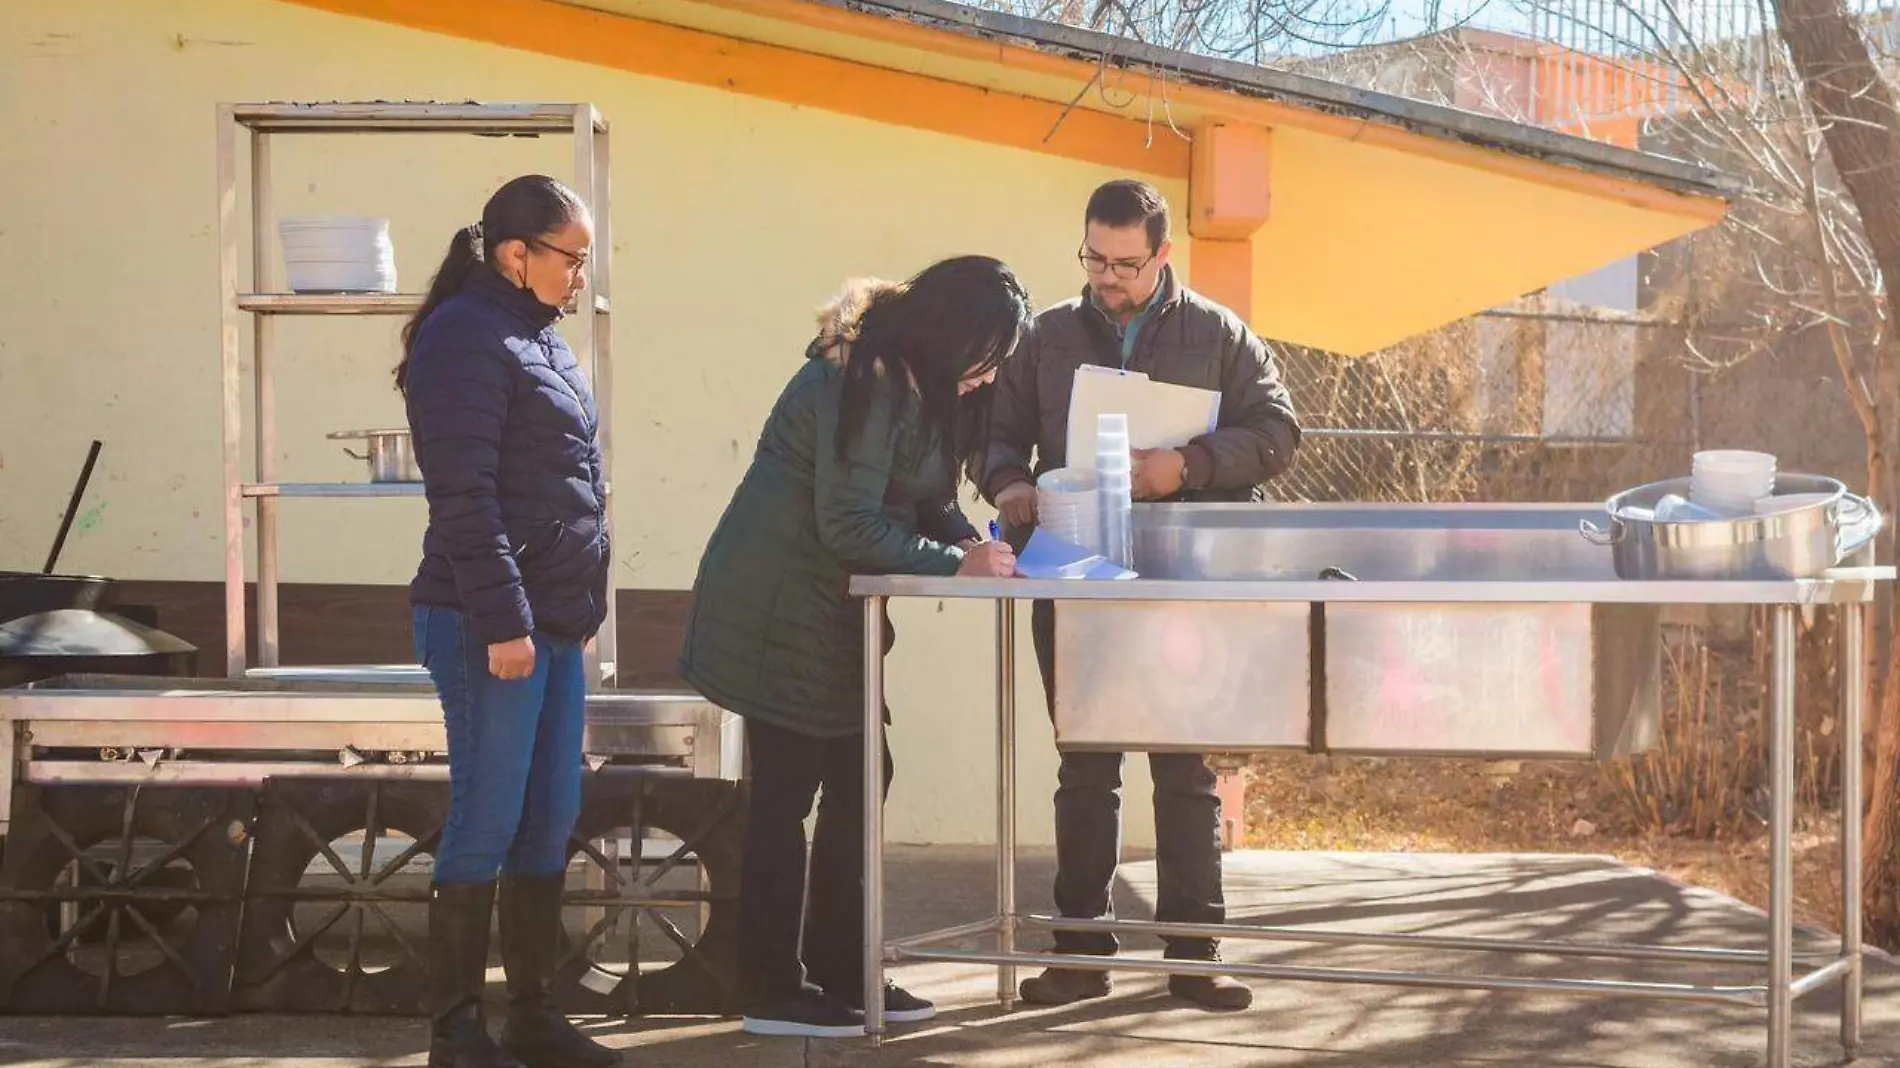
[0,846,1894,1067]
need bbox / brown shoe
[1168,973,1252,1011]
[1019,966,1112,1006]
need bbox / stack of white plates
[1037,467,1102,553]
[279,216,397,294]
[1689,450,1776,516]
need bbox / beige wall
[0,0,1192,847]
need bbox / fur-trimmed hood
[808,277,902,369]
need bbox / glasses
[1078,245,1155,280]
[530,237,589,278]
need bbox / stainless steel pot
[327,429,420,483]
[1579,473,1882,580]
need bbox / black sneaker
[741,989,866,1039]
[881,982,937,1024]
[831,979,936,1024]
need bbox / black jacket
[403,268,611,645]
[982,265,1301,510]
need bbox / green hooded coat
[679,280,968,738]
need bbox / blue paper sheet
[1014,529,1138,581]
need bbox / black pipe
[1307,567,1359,755]
[43,439,103,575]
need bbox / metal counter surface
[851,571,1892,604]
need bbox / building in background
[1280,0,1891,487]
[0,0,1725,846]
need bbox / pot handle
[342,447,369,462]
[1836,493,1875,525]
[1835,494,1885,561]
[1579,517,1623,546]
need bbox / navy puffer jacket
[403,267,611,646]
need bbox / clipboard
[1064,365,1221,470]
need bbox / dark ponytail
[395,225,481,390]
[394,174,587,391]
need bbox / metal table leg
[0,715,16,839]
[996,598,1018,1010]
[863,596,887,1046]
[1768,605,1796,1068]
[1841,602,1865,1060]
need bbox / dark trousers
[1031,599,1225,959]
[738,717,892,1003]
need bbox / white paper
[1064,365,1221,471]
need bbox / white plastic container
[1037,468,1102,553]
[1689,449,1775,516]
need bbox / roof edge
[814,0,1743,200]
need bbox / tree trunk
[1772,0,1900,944]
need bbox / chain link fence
[1270,310,1691,505]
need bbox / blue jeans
[414,606,587,885]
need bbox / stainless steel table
[849,570,1890,1067]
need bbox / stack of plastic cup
[1095,412,1134,568]
[1689,450,1776,517]
[1035,467,1102,552]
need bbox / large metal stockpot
[1580,474,1882,580]
[327,428,421,483]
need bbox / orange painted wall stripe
[276,0,1190,177]
[694,0,1726,224]
[1188,237,1252,320]
[284,0,1723,226]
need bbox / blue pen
[988,519,1001,542]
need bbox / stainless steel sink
[1052,503,1661,759]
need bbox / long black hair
[834,255,1032,485]
[395,174,586,390]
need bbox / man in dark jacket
[983,179,1301,1011]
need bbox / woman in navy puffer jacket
[397,175,617,1068]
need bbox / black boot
[1165,945,1252,1011]
[1019,964,1112,1006]
[428,880,524,1068]
[496,874,620,1068]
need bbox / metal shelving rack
[216,101,616,688]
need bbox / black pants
[1031,599,1225,959]
[738,717,892,1003]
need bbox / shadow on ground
[0,847,1891,1067]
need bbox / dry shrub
[1598,613,1844,839]
[1601,636,1759,838]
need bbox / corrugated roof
[820,0,1740,200]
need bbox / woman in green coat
[680,255,1030,1038]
